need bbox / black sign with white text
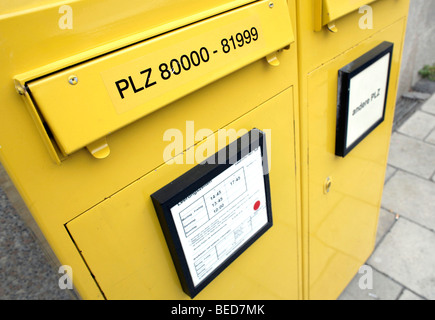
[336,42,394,157]
[151,129,272,299]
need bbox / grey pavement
[0,186,73,300]
[339,93,435,300]
[1,95,434,300]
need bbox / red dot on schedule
[254,201,261,211]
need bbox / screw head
[269,2,274,8]
[68,75,78,85]
[16,85,25,95]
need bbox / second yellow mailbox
[295,0,410,300]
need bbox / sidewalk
[0,175,73,300]
[1,95,434,300]
[339,93,435,300]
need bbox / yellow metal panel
[2,1,260,78]
[0,0,257,17]
[303,0,410,69]
[20,0,294,156]
[67,87,300,299]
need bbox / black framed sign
[151,129,272,298]
[336,41,394,157]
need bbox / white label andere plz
[346,53,391,148]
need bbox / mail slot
[1,0,301,299]
[314,0,378,31]
[295,0,410,299]
[15,0,293,162]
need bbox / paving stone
[397,111,435,140]
[422,94,435,115]
[398,289,425,300]
[393,97,420,131]
[384,166,397,183]
[402,91,431,101]
[368,219,435,300]
[338,266,402,300]
[425,129,435,145]
[413,80,435,95]
[375,208,397,246]
[382,171,435,231]
[387,133,435,179]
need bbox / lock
[324,177,332,194]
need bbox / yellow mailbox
[295,0,410,299]
[0,0,301,299]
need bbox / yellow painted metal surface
[0,0,301,299]
[16,1,294,157]
[67,88,300,299]
[314,0,379,31]
[296,0,410,299]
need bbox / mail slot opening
[315,0,379,31]
[15,0,294,163]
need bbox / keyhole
[324,177,332,194]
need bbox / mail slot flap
[21,0,294,158]
[315,0,378,30]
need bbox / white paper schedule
[170,147,268,287]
